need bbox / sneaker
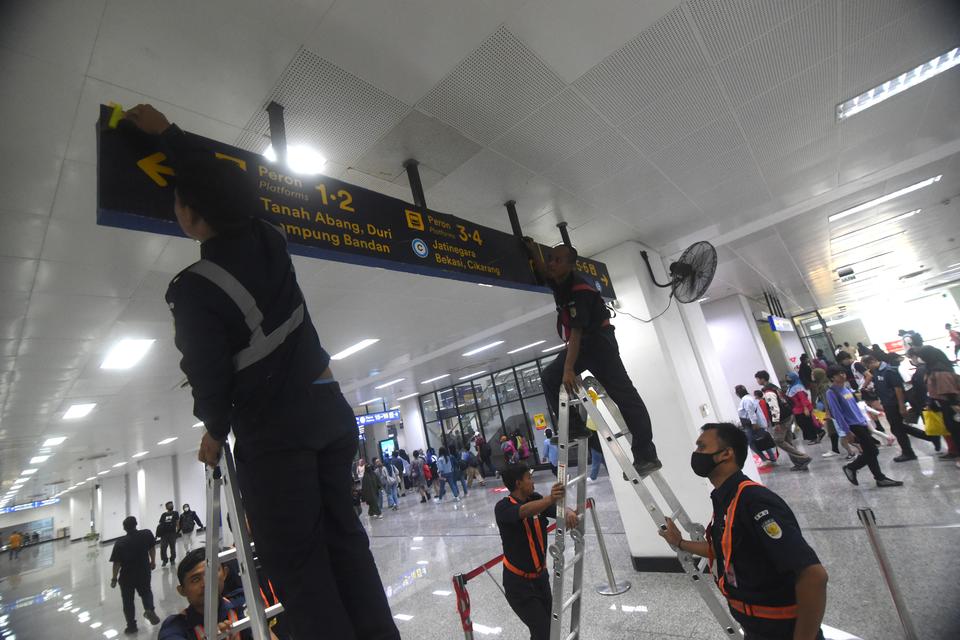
[815,431,825,444]
[144,610,160,625]
[932,438,942,453]
[790,464,810,472]
[938,452,959,460]
[842,465,859,486]
[375,514,385,519]
[124,626,138,636]
[845,453,856,461]
[433,498,441,503]
[632,458,663,477]
[876,477,904,488]
[821,451,839,458]
[892,454,917,463]
[454,496,462,502]
[161,560,168,568]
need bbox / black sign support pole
[557,221,572,248]
[763,291,773,316]
[505,200,523,238]
[266,101,287,166]
[404,159,427,209]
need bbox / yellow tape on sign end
[107,103,124,129]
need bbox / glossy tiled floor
[2,437,958,639]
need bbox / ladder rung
[561,589,582,612]
[561,551,585,573]
[565,473,587,487]
[564,630,580,640]
[218,603,285,638]
[217,541,255,563]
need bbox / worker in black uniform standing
[156,501,180,568]
[110,516,161,635]
[123,104,399,640]
[525,240,661,475]
[495,463,579,640]
[659,423,828,640]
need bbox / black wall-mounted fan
[640,241,717,303]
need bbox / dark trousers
[237,427,399,640]
[848,424,884,479]
[159,533,177,564]
[119,577,154,627]
[794,413,819,441]
[542,334,656,462]
[883,404,933,456]
[743,627,824,640]
[504,571,552,640]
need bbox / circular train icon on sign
[411,238,429,258]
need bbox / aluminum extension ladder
[555,376,741,638]
[204,442,284,639]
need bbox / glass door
[792,310,836,360]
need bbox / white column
[69,487,94,541]
[590,242,758,569]
[399,396,427,453]
[98,475,127,541]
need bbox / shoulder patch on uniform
[570,308,577,318]
[753,509,769,521]
[761,518,782,539]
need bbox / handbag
[922,408,948,437]
[752,429,776,452]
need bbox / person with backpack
[462,446,484,488]
[786,372,824,444]
[435,447,461,502]
[178,504,203,553]
[477,436,495,477]
[501,435,519,465]
[379,456,400,511]
[410,450,432,503]
[735,385,777,467]
[392,452,409,497]
[755,371,812,471]
[450,445,470,497]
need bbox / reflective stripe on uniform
[726,597,798,620]
[186,259,303,372]
[504,496,547,579]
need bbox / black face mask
[690,450,725,477]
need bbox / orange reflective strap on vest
[715,479,798,621]
[191,601,241,640]
[504,497,547,579]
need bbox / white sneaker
[821,451,839,458]
[454,496,462,502]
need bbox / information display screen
[96,105,615,298]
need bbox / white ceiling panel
[50,160,97,221]
[542,132,643,196]
[587,159,694,215]
[687,0,819,62]
[839,0,919,45]
[0,149,64,218]
[418,26,565,145]
[33,259,144,299]
[0,0,105,73]
[491,89,612,174]
[659,144,757,197]
[648,114,747,178]
[235,48,411,164]
[715,0,837,106]
[688,165,772,221]
[508,0,683,82]
[915,70,960,147]
[573,6,707,124]
[41,218,168,270]
[0,293,28,340]
[353,109,482,184]
[766,158,839,207]
[0,211,48,260]
[0,257,37,294]
[304,0,514,105]
[22,293,127,341]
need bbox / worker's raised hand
[124,104,171,135]
[658,517,683,548]
[549,482,565,503]
[562,368,579,395]
[564,508,579,530]
[198,431,223,467]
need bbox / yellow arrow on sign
[601,274,609,286]
[214,152,247,171]
[136,152,175,187]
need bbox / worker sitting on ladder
[159,548,279,640]
[495,463,578,640]
[659,423,828,640]
[524,239,662,476]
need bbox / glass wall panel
[459,411,482,449]
[538,354,560,371]
[437,388,457,412]
[472,375,499,408]
[424,421,443,452]
[440,416,463,451]
[516,361,543,397]
[494,369,520,403]
[454,382,479,412]
[478,406,503,442]
[420,393,439,423]
[521,395,552,457]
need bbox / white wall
[138,456,176,530]
[176,451,206,519]
[399,396,427,453]
[70,488,95,540]
[0,499,71,536]
[98,475,127,541]
[703,294,777,397]
[591,243,758,564]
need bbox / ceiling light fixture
[112,462,127,468]
[830,209,922,245]
[63,403,96,420]
[357,397,382,406]
[192,422,204,428]
[507,340,546,354]
[97,470,109,476]
[43,437,67,447]
[830,231,906,256]
[420,374,450,385]
[832,252,894,272]
[396,392,419,401]
[157,437,178,445]
[462,341,504,357]
[131,451,149,458]
[542,344,566,353]
[837,48,960,120]
[330,339,380,361]
[374,378,405,390]
[477,283,494,287]
[100,339,155,370]
[458,371,486,380]
[20,469,37,476]
[29,456,50,464]
[827,176,941,222]
[263,144,327,175]
[388,405,400,410]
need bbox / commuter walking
[755,371,812,470]
[156,502,180,568]
[734,385,776,465]
[525,240,661,476]
[501,435,519,465]
[178,504,203,553]
[462,446,484,488]
[109,516,161,635]
[919,346,960,466]
[410,450,433,503]
[863,354,938,461]
[124,104,398,639]
[786,372,823,444]
[362,461,384,519]
[947,323,960,359]
[541,428,559,476]
[809,368,852,458]
[658,423,828,640]
[587,431,607,482]
[477,436,496,477]
[825,367,903,488]
[379,458,400,511]
[7,531,22,560]
[798,354,814,389]
[451,446,470,496]
[436,447,461,502]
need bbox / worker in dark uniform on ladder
[524,239,662,475]
[495,463,578,640]
[659,423,828,640]
[124,104,399,640]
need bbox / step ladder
[203,442,284,639]
[554,376,741,638]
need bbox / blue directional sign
[0,497,60,514]
[356,410,401,427]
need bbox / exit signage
[0,497,60,514]
[356,410,401,427]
